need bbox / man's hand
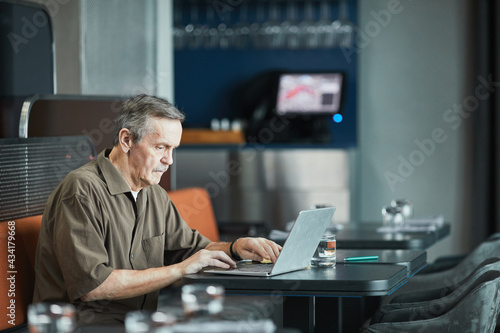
[81,250,236,302]
[177,249,237,275]
[232,237,282,263]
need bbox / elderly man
[33,94,281,325]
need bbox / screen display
[275,73,344,115]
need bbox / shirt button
[130,254,134,259]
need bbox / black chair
[373,259,500,320]
[382,237,500,304]
[390,257,500,304]
[420,233,500,275]
[364,271,500,333]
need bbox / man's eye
[157,146,165,150]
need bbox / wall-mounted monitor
[275,72,344,116]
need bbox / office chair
[167,187,220,242]
[389,257,500,304]
[167,187,269,242]
[373,260,500,322]
[382,236,500,303]
[364,271,500,333]
[420,233,500,275]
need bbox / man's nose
[161,150,173,165]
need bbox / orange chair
[168,187,220,242]
[0,215,43,330]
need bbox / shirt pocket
[142,232,165,267]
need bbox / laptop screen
[275,73,344,116]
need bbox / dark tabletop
[333,222,450,250]
[185,263,408,297]
[336,249,427,276]
[13,325,299,333]
[270,222,450,250]
[70,327,299,333]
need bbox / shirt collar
[98,149,136,196]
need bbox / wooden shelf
[181,129,245,145]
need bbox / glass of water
[311,234,336,267]
[382,205,406,230]
[391,199,414,220]
[28,303,76,333]
[181,284,224,322]
[125,310,176,333]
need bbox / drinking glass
[299,0,319,49]
[186,3,203,49]
[335,0,355,48]
[382,205,406,230]
[317,0,336,48]
[125,311,175,333]
[181,284,224,322]
[202,3,218,49]
[28,303,76,333]
[311,234,336,267]
[259,1,284,49]
[282,1,300,49]
[173,2,186,50]
[231,1,251,49]
[250,2,266,48]
[391,199,414,220]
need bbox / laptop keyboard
[230,264,273,273]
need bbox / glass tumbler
[382,205,406,230]
[391,199,414,220]
[28,303,76,333]
[125,310,175,333]
[311,234,336,267]
[181,284,224,322]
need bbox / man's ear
[118,128,133,153]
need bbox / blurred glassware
[391,199,414,220]
[231,1,251,49]
[202,3,218,49]
[299,0,320,49]
[382,205,406,230]
[317,0,336,48]
[210,118,220,131]
[220,118,230,131]
[311,233,336,267]
[174,0,355,50]
[217,23,230,49]
[259,1,284,49]
[28,303,76,333]
[282,1,301,49]
[335,0,355,48]
[249,2,266,48]
[181,284,225,322]
[125,310,176,333]
[186,2,203,49]
[173,2,186,50]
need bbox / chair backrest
[167,187,220,242]
[0,215,43,330]
[365,272,500,333]
[0,136,96,221]
[373,270,500,324]
[390,257,500,304]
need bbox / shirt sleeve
[163,199,211,266]
[53,194,114,302]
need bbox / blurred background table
[334,222,451,250]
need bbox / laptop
[204,207,336,277]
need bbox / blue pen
[344,255,379,262]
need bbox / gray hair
[113,94,185,146]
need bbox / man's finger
[245,238,280,263]
[209,251,237,268]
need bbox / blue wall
[173,1,357,147]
